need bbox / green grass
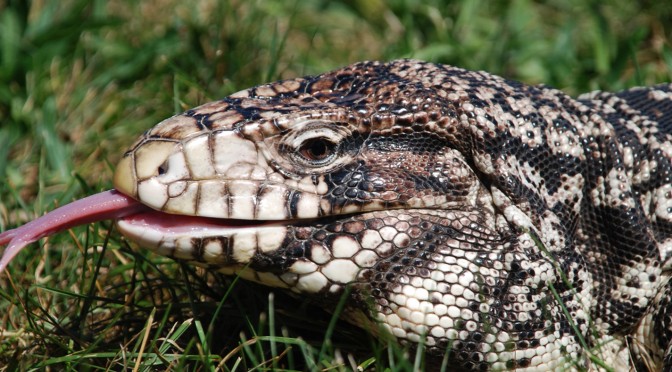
[0,0,671,370]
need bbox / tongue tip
[0,238,28,273]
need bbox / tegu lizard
[2,59,672,371]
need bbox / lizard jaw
[0,188,309,283]
[0,190,300,272]
[115,209,290,268]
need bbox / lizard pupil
[299,138,335,161]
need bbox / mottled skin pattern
[110,60,672,370]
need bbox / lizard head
[111,60,509,355]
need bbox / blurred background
[0,0,670,369]
[2,0,671,198]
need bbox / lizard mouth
[121,209,278,231]
[0,189,285,272]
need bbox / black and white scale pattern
[112,60,672,370]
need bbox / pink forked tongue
[0,190,147,273]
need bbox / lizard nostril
[158,160,168,175]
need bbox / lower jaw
[116,211,292,266]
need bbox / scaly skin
[3,60,672,370]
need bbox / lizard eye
[297,137,337,163]
[271,120,357,175]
